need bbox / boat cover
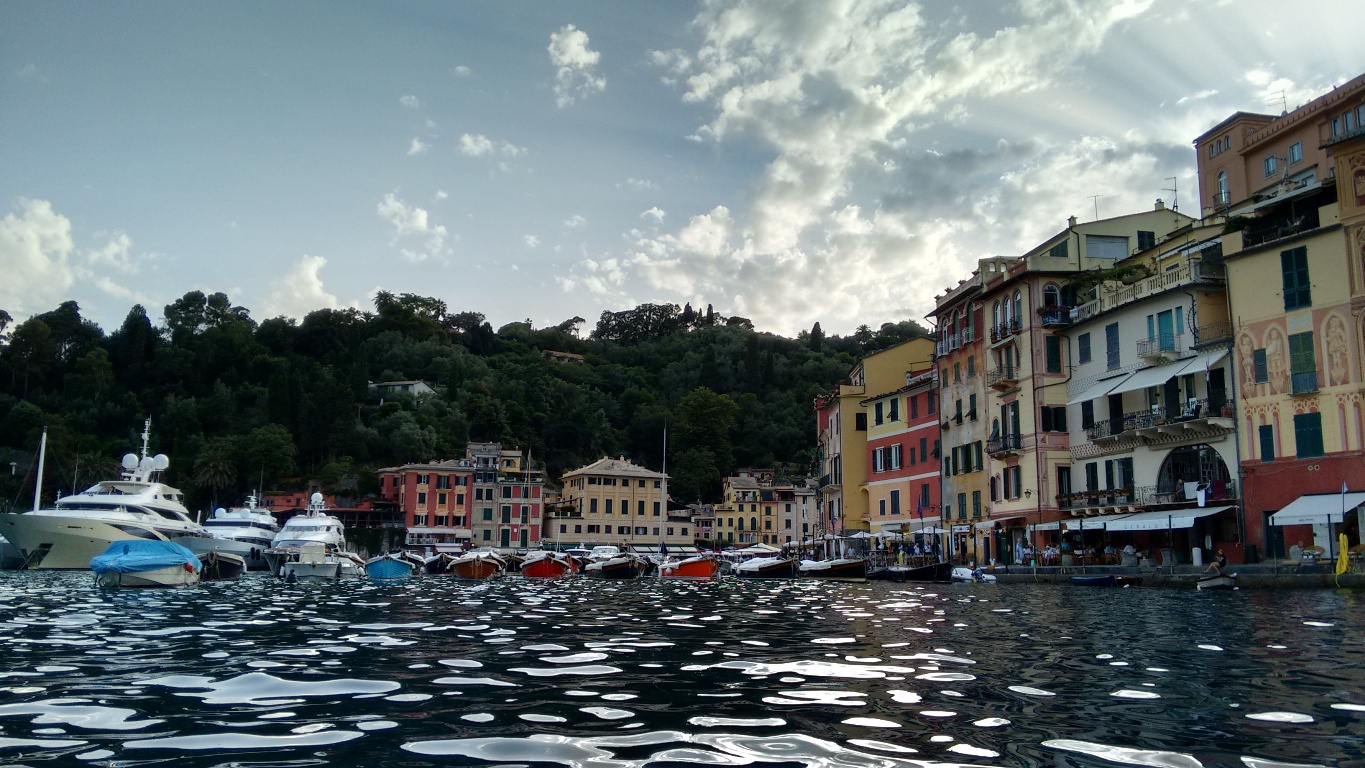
[90,540,202,575]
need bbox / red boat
[520,550,579,579]
[446,550,506,580]
[659,553,721,580]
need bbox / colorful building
[556,457,691,550]
[815,338,936,536]
[861,367,940,539]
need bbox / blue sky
[2,0,1359,337]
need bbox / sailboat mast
[32,427,48,512]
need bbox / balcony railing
[1137,334,1182,359]
[1072,258,1225,321]
[989,318,1022,343]
[1088,399,1232,440]
[960,327,976,344]
[987,366,1021,389]
[1058,479,1238,511]
[1037,306,1074,328]
[1193,321,1233,348]
[1242,210,1320,249]
[986,434,1022,455]
[1291,371,1319,395]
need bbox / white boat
[1196,573,1237,590]
[583,545,646,579]
[183,494,279,570]
[951,566,997,583]
[0,421,212,570]
[280,542,342,582]
[90,540,202,588]
[264,492,362,577]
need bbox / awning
[1175,349,1230,377]
[1106,506,1233,532]
[1029,512,1133,532]
[1270,492,1365,526]
[1107,358,1192,397]
[974,516,1025,531]
[1067,373,1132,405]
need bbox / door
[1162,377,1179,420]
[1157,310,1175,350]
[1209,368,1227,412]
[1108,393,1124,435]
[500,528,511,548]
[1263,511,1284,561]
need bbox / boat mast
[659,426,668,559]
[32,427,47,512]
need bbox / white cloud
[641,207,665,222]
[400,94,420,108]
[0,198,76,316]
[451,65,472,78]
[524,235,540,247]
[548,24,606,107]
[620,178,660,191]
[86,232,135,273]
[563,214,587,229]
[458,133,526,158]
[408,137,429,155]
[262,254,341,318]
[15,63,37,79]
[434,190,448,200]
[1176,89,1218,105]
[377,192,448,263]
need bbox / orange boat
[520,550,579,579]
[659,553,721,580]
[446,550,506,580]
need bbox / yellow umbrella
[1336,532,1350,576]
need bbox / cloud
[262,254,341,318]
[434,190,448,200]
[86,232,136,273]
[620,178,660,191]
[563,214,587,229]
[15,63,37,79]
[641,207,665,222]
[458,133,526,158]
[548,24,606,107]
[1176,89,1218,105]
[408,138,429,155]
[377,192,448,263]
[524,235,540,247]
[0,198,75,316]
[400,95,420,108]
[451,65,472,78]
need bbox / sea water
[0,571,1361,767]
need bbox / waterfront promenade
[985,562,1365,589]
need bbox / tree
[0,309,13,344]
[240,424,299,487]
[808,322,824,351]
[193,436,241,506]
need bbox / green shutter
[1293,413,1324,458]
[1253,349,1268,382]
[1281,247,1311,310]
[1258,424,1275,462]
[1288,332,1315,374]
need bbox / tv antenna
[1163,177,1178,212]
[1088,194,1103,220]
[1266,90,1288,115]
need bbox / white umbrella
[846,531,873,539]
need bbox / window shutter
[1040,407,1053,432]
[1258,424,1275,462]
[1253,349,1268,382]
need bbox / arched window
[1216,172,1228,205]
[737,517,745,531]
[992,302,1001,330]
[948,310,957,339]
[1043,284,1061,308]
[1003,297,1011,328]
[1013,291,1023,323]
[750,517,758,531]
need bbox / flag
[916,496,924,520]
[1336,533,1350,576]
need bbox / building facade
[556,457,691,550]
[862,367,940,538]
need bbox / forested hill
[0,293,929,514]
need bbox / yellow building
[815,338,936,534]
[556,457,692,549]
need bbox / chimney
[1155,198,1165,210]
[1067,215,1078,228]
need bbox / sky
[1,0,1360,339]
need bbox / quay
[982,562,1365,589]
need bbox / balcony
[1071,258,1225,320]
[1058,479,1238,512]
[960,327,976,344]
[1137,334,1182,361]
[1192,321,1233,348]
[986,366,1021,390]
[1291,371,1319,395]
[987,433,1022,456]
[1037,306,1074,328]
[1242,210,1320,249]
[1090,399,1234,442]
[989,318,1022,343]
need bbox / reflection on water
[0,571,1361,767]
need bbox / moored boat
[520,550,579,579]
[583,546,646,579]
[90,540,202,588]
[734,556,799,579]
[659,553,722,580]
[264,493,362,575]
[1196,573,1237,590]
[1071,574,1143,587]
[446,549,506,579]
[797,557,868,581]
[365,552,416,581]
[184,494,279,571]
[280,542,342,582]
[950,566,997,583]
[200,550,247,581]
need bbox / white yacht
[0,421,210,570]
[264,492,362,577]
[183,494,280,571]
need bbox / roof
[561,457,665,480]
[377,459,474,473]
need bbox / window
[1078,333,1091,364]
[1085,462,1099,492]
[605,499,613,515]
[910,394,918,419]
[1086,235,1128,260]
[992,302,1001,330]
[1253,349,1268,383]
[1216,172,1228,205]
[1263,154,1277,177]
[1013,291,1023,323]
[1081,401,1094,429]
[889,397,899,421]
[954,363,961,383]
[1005,466,1022,499]
[1105,323,1120,369]
[483,508,494,521]
[990,475,998,502]
[416,491,426,505]
[1040,406,1067,432]
[1137,231,1156,251]
[1043,284,1060,307]
[1281,247,1311,310]
[1045,336,1062,373]
[974,441,983,471]
[1289,332,1318,393]
[589,498,597,514]
[890,490,900,516]
[891,444,902,470]
[927,391,935,414]
[957,493,967,520]
[967,356,975,378]
[1049,241,1067,258]
[1258,424,1275,462]
[855,413,867,430]
[972,491,981,518]
[968,393,977,419]
[1288,141,1302,165]
[1293,412,1324,458]
[873,447,885,473]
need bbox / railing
[1037,306,1074,327]
[960,327,976,344]
[1137,334,1181,358]
[986,434,1022,454]
[1071,258,1225,320]
[1193,321,1233,347]
[1291,371,1319,395]
[989,319,1022,343]
[1242,210,1320,248]
[1059,479,1238,510]
[987,366,1020,388]
[936,339,949,356]
[1089,399,1232,439]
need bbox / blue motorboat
[365,552,416,581]
[90,540,202,588]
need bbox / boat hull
[798,558,868,581]
[0,512,196,570]
[585,556,643,579]
[95,565,201,588]
[201,551,248,581]
[520,553,578,579]
[1197,574,1236,591]
[448,556,504,580]
[366,555,416,581]
[735,557,799,579]
[660,556,721,580]
[182,536,273,571]
[282,561,342,582]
